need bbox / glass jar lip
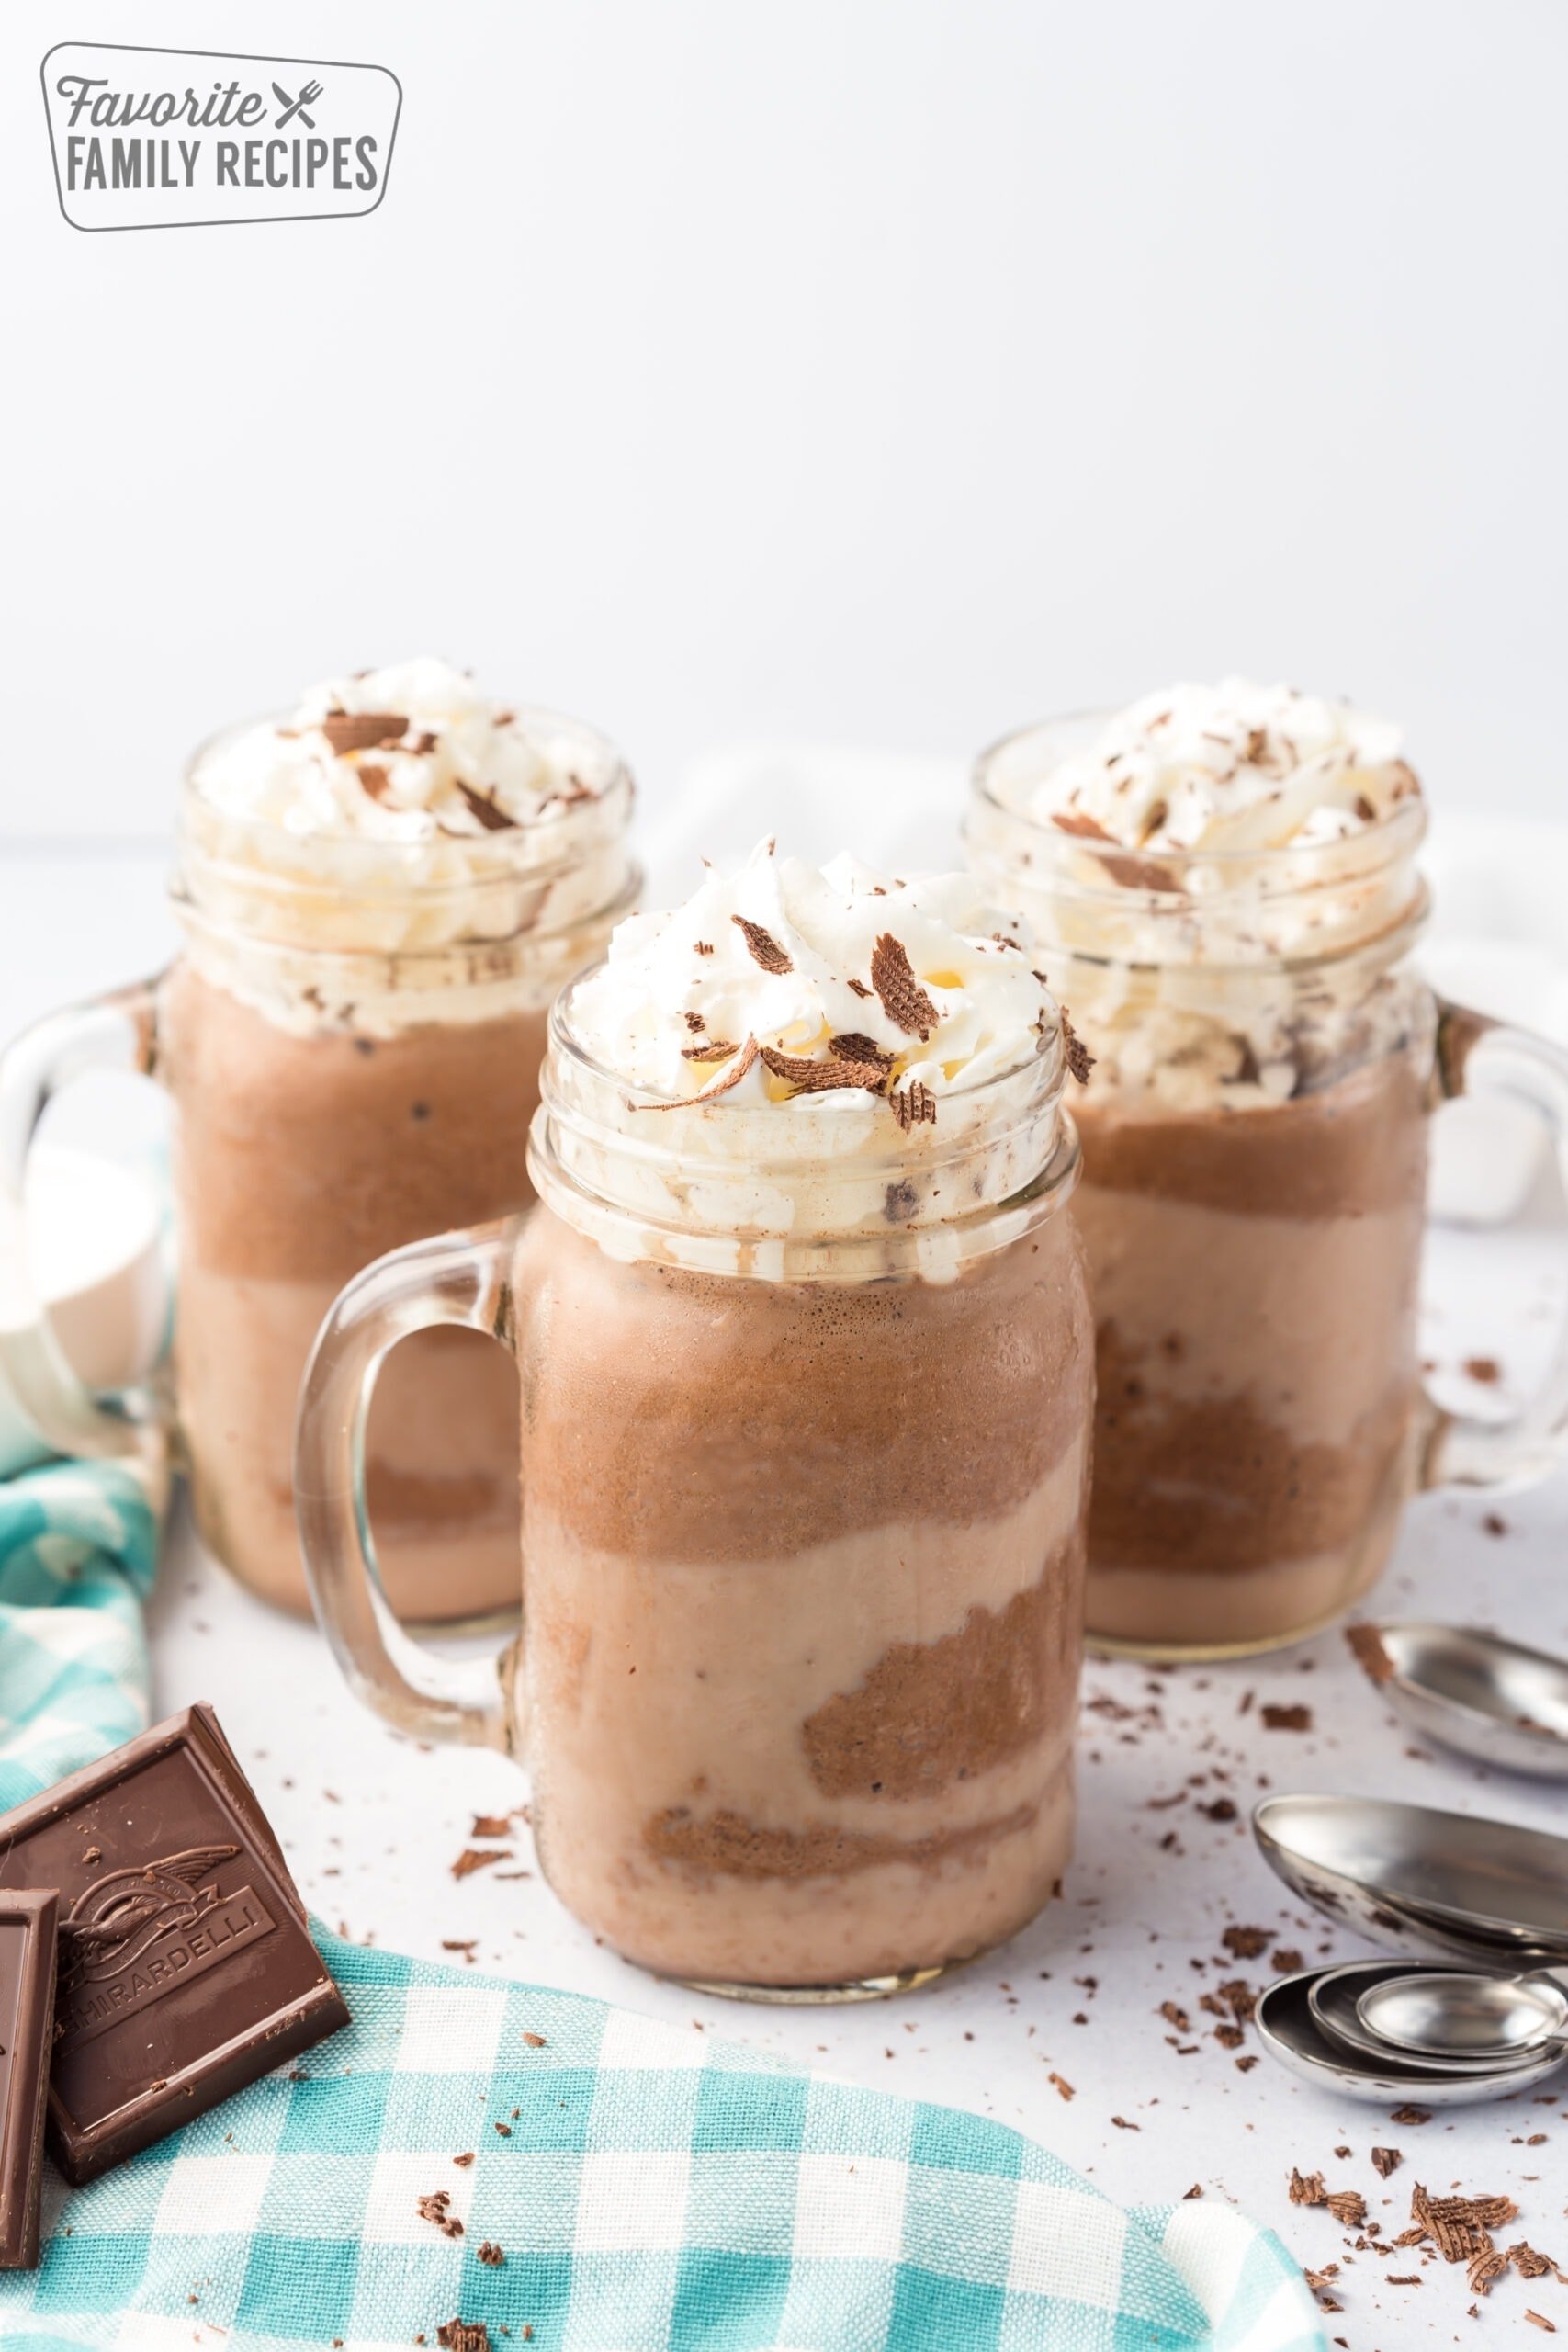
[969,707,1427,880]
[547,960,1070,1114]
[181,700,635,891]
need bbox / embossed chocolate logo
[55,1845,277,2051]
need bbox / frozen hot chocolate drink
[297,843,1095,1995]
[0,660,637,1623]
[968,680,1568,1656]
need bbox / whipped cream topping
[177,661,636,1037]
[1030,678,1419,855]
[538,846,1078,1280]
[570,841,1066,1113]
[192,657,610,842]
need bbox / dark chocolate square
[0,1704,347,2184]
[0,1889,57,2267]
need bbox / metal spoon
[1308,1960,1550,2075]
[1358,1622,1568,1780]
[1356,1966,1568,2063]
[1253,1793,1568,1965]
[1256,1966,1568,2106]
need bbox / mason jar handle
[1421,1001,1568,1491]
[0,978,165,1456]
[294,1216,523,1752]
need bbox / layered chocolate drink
[510,846,1094,1988]
[299,843,1093,1991]
[968,681,1438,1655]
[167,659,637,1619]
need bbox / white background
[4,0,1566,844]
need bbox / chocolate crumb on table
[1220,1925,1269,1960]
[437,2324,491,2352]
[416,2191,463,2239]
[451,1848,511,1879]
[1259,1703,1313,1732]
[470,1814,515,1838]
[1463,1355,1502,1384]
[1371,2146,1402,2177]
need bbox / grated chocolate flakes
[1061,1011,1095,1085]
[889,1081,936,1133]
[731,915,794,974]
[455,781,519,832]
[417,2191,464,2239]
[827,1032,895,1070]
[321,710,409,756]
[759,1045,889,1097]
[869,933,939,1039]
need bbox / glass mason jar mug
[0,710,637,1625]
[967,715,1568,1661]
[297,979,1093,1997]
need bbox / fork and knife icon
[271,78,324,130]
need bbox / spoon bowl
[1253,1794,1568,1965]
[1255,1967,1568,2105]
[1357,1968,1568,2063]
[1308,1961,1551,2074]
[1361,1623,1568,1780]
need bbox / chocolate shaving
[477,2242,504,2267]
[889,1081,935,1132]
[437,2325,491,2352]
[681,1040,740,1061]
[1049,807,1180,893]
[407,729,438,755]
[1052,808,1115,842]
[356,763,393,803]
[1509,2244,1557,2280]
[1325,2191,1366,2228]
[1346,1623,1396,1685]
[455,781,519,832]
[451,1848,509,1879]
[1260,1702,1313,1732]
[470,1813,514,1838]
[1061,1012,1095,1085]
[417,2191,464,2239]
[758,1046,888,1097]
[846,977,872,999]
[321,711,408,756]
[731,915,793,974]
[1290,2169,1327,2206]
[1371,2147,1402,2177]
[637,1035,761,1110]
[869,934,938,1039]
[827,1032,894,1070]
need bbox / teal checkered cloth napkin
[0,1929,1325,2352]
[0,1450,164,1814]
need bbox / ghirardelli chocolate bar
[0,1705,348,2184]
[0,1890,57,2267]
